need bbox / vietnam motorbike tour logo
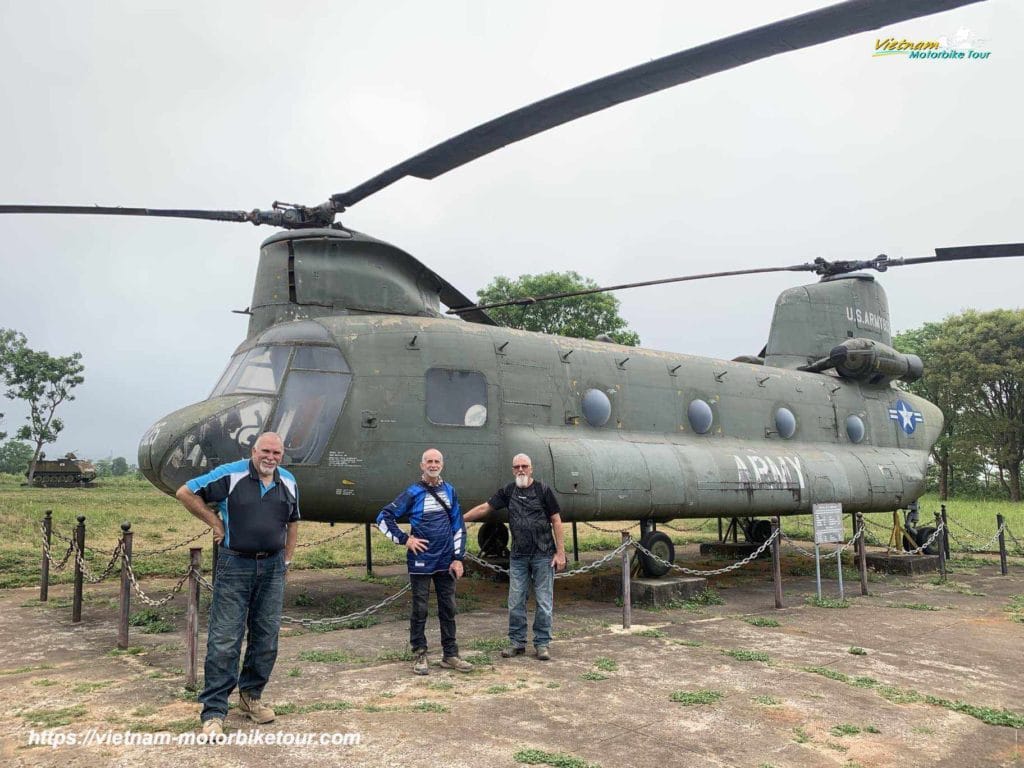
[873,26,991,60]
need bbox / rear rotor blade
[333,0,984,210]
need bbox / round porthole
[846,415,866,443]
[775,407,796,439]
[581,388,612,427]
[688,399,713,434]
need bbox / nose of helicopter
[138,395,273,494]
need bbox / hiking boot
[238,691,276,723]
[501,646,526,658]
[413,650,429,676]
[440,655,474,672]
[201,717,224,741]
[535,645,551,661]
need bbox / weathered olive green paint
[140,231,943,525]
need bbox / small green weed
[297,649,362,664]
[128,609,174,634]
[754,695,779,705]
[848,647,867,655]
[486,685,510,694]
[669,689,723,705]
[830,724,861,736]
[580,671,609,681]
[634,628,667,638]
[21,705,87,727]
[723,649,770,663]
[513,748,599,768]
[593,657,618,672]
[806,596,850,608]
[411,701,449,713]
[743,616,780,627]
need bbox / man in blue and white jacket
[376,448,472,675]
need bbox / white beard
[425,469,442,479]
[515,475,531,489]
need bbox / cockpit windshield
[203,341,351,467]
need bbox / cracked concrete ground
[1,547,1021,768]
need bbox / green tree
[476,271,640,345]
[0,440,34,475]
[0,329,86,484]
[94,459,113,478]
[111,456,129,476]
[903,309,1024,502]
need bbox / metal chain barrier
[280,583,412,628]
[72,539,124,584]
[1005,525,1024,555]
[295,524,361,549]
[465,543,631,579]
[947,522,1007,554]
[196,572,215,592]
[779,526,862,559]
[50,526,95,554]
[632,528,780,577]
[132,528,210,557]
[40,523,75,571]
[122,557,193,607]
[900,521,945,556]
[581,521,638,533]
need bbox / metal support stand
[186,547,202,690]
[72,515,85,623]
[771,517,783,609]
[571,521,579,563]
[836,547,845,600]
[40,510,52,602]
[118,523,133,649]
[935,512,946,581]
[364,523,373,576]
[620,532,631,629]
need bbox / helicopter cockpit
[141,320,351,492]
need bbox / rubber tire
[748,519,773,544]
[477,521,509,557]
[914,526,939,555]
[638,531,675,578]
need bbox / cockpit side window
[425,368,488,427]
[270,347,351,465]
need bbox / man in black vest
[464,453,566,660]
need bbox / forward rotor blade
[333,0,983,210]
[881,243,1024,268]
[0,204,253,223]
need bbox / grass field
[1,473,1021,589]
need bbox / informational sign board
[812,502,845,544]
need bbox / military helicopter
[3,0,1020,576]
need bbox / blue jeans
[200,550,285,722]
[508,554,554,649]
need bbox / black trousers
[409,571,458,657]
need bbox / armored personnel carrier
[28,453,97,487]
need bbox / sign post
[812,502,844,600]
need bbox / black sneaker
[500,646,526,658]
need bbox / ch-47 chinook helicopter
[3,0,1021,576]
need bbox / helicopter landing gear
[478,521,509,558]
[637,530,675,578]
[744,518,773,544]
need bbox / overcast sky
[0,0,1020,462]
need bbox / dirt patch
[1,548,1022,767]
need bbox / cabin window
[846,414,866,443]
[426,369,488,426]
[688,399,713,434]
[581,388,612,427]
[775,407,797,439]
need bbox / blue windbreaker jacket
[375,480,465,574]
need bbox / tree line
[895,309,1024,502]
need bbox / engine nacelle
[806,338,923,385]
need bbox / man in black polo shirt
[464,453,566,660]
[175,431,299,737]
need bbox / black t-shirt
[488,481,560,558]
